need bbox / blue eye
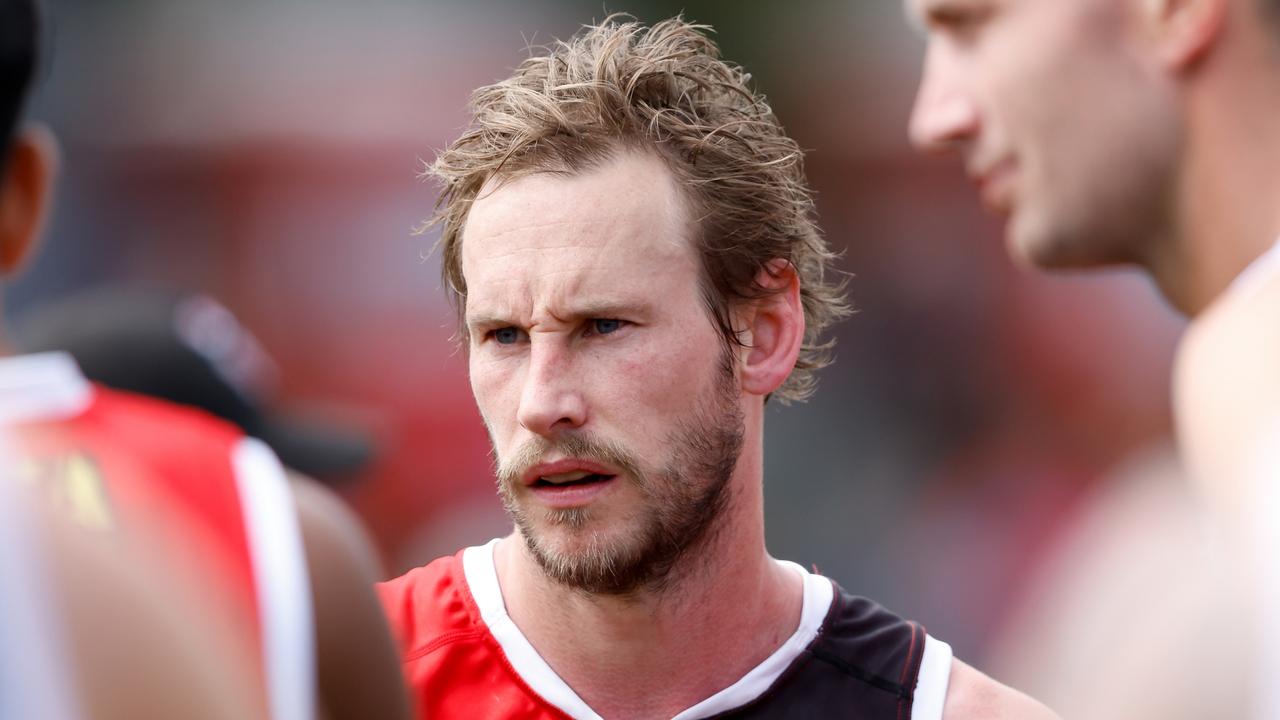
[592,319,622,335]
[493,327,522,344]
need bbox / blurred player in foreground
[905,0,1280,715]
[0,1,408,717]
[0,467,261,720]
[378,15,1055,719]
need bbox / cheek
[469,357,519,433]
[611,327,724,415]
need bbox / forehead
[460,151,697,312]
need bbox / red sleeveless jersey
[3,352,314,720]
[379,539,954,720]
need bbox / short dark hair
[0,0,38,164]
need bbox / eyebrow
[466,301,646,332]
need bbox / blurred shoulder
[1176,270,1280,482]
[288,474,383,582]
[943,660,1060,720]
[1180,267,1280,380]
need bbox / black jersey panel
[712,582,928,719]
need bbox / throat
[503,539,807,718]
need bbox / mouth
[970,158,1017,216]
[522,459,621,509]
[531,471,616,488]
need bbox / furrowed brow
[561,302,641,321]
[466,312,516,333]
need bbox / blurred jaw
[462,152,746,595]
[909,0,1181,268]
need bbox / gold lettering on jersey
[21,452,116,531]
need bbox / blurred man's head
[907,0,1189,270]
[426,16,843,594]
[0,0,55,280]
[906,0,1280,304]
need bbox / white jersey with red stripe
[0,352,314,720]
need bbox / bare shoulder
[943,660,1060,720]
[289,473,385,581]
[1175,276,1280,485]
[288,473,412,720]
[1179,273,1280,382]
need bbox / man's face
[461,151,745,595]
[906,0,1181,268]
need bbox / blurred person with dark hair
[0,1,408,718]
[905,0,1280,715]
[378,15,1054,719]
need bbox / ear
[0,124,59,276]
[1142,0,1229,70]
[738,259,804,398]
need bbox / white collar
[0,352,93,426]
[461,538,835,720]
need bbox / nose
[516,340,587,437]
[908,42,981,154]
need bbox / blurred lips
[972,158,1017,215]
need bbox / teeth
[539,471,595,484]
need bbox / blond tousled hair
[423,15,849,402]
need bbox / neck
[494,411,804,719]
[1154,16,1280,315]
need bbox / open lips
[523,460,620,508]
[532,470,614,487]
[522,459,619,487]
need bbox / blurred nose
[516,340,587,438]
[909,43,980,154]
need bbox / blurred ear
[738,259,804,398]
[0,124,59,276]
[1142,0,1228,70]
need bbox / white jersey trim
[671,561,833,720]
[233,438,316,720]
[911,635,953,720]
[461,539,834,720]
[0,459,83,720]
[0,352,93,426]
[463,539,602,720]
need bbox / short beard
[494,365,744,597]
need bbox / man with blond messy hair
[378,16,1053,719]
